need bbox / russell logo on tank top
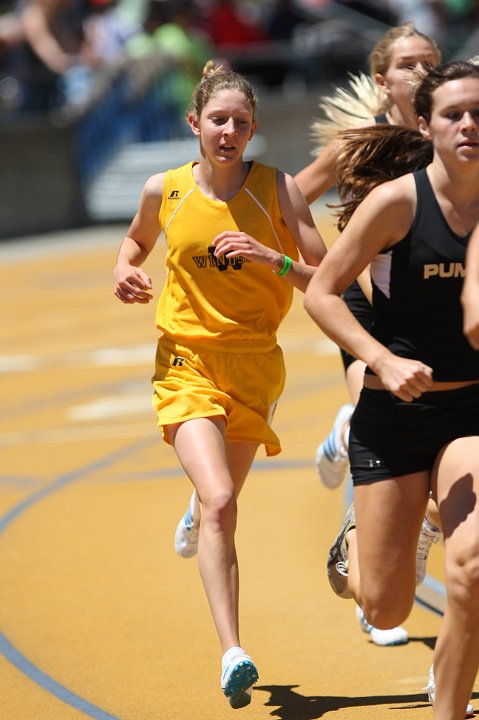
[168,190,180,200]
[423,262,465,279]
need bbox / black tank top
[368,169,478,381]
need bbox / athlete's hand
[375,355,433,402]
[113,264,153,304]
[212,231,279,268]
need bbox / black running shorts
[349,383,479,484]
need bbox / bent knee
[361,591,414,630]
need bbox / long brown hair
[330,124,433,230]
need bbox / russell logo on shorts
[172,356,185,366]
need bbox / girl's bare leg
[172,416,258,652]
[431,436,479,720]
[347,472,429,629]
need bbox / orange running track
[0,214,467,720]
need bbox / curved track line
[0,437,156,720]
[0,631,121,720]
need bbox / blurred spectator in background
[127,0,212,113]
[0,3,23,108]
[3,0,476,119]
[116,0,149,26]
[335,0,397,25]
[13,0,96,112]
[391,0,446,51]
[442,0,479,55]
[6,0,141,113]
[264,0,316,89]
[0,3,23,52]
[206,0,269,47]
[153,0,212,109]
[204,0,329,90]
[83,0,139,65]
[266,0,308,40]
[125,0,163,56]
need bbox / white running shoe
[356,606,409,646]
[425,664,474,718]
[316,403,354,488]
[221,653,259,709]
[174,492,199,558]
[416,519,441,585]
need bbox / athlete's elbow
[303,282,323,324]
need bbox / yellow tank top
[156,161,299,346]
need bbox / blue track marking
[415,575,446,616]
[0,436,442,717]
[0,631,122,720]
[0,436,156,720]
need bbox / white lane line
[0,355,41,371]
[0,344,156,372]
[88,345,156,366]
[0,423,157,447]
[0,337,338,374]
[68,394,152,421]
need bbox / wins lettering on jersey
[423,262,465,279]
[168,190,180,200]
[191,247,251,272]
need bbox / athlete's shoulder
[143,171,166,199]
[159,162,197,204]
[370,172,416,206]
[359,174,416,246]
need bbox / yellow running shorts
[152,337,285,456]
